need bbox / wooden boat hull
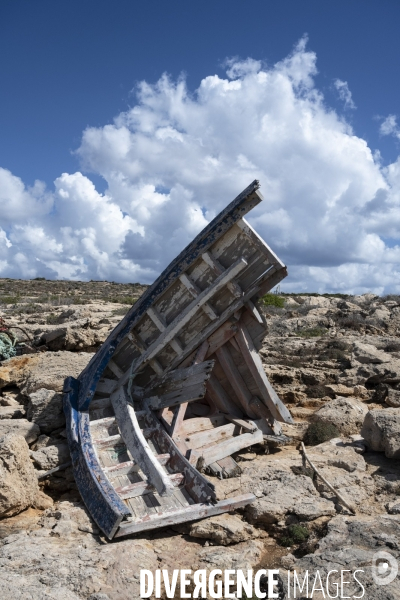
[63,180,290,539]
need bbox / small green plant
[296,327,328,338]
[112,307,130,316]
[46,313,61,325]
[280,524,309,547]
[0,296,20,304]
[304,422,340,446]
[261,293,285,308]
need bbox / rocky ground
[0,282,400,599]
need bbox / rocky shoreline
[0,283,399,599]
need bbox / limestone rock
[0,419,40,444]
[311,397,368,436]
[31,441,70,470]
[0,355,39,389]
[352,341,391,364]
[0,405,25,419]
[27,388,65,433]
[362,408,400,458]
[244,469,336,525]
[325,384,355,397]
[287,515,400,599]
[188,513,258,545]
[0,433,39,517]
[21,351,94,394]
[386,388,400,408]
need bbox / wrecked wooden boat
[63,180,292,539]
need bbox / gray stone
[386,388,400,408]
[362,408,400,458]
[27,388,65,434]
[311,397,368,436]
[0,419,40,444]
[188,513,258,545]
[20,351,94,395]
[352,341,391,364]
[31,441,70,470]
[0,433,39,517]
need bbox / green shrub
[280,524,309,547]
[304,422,340,446]
[0,296,20,304]
[46,313,61,325]
[297,327,328,338]
[261,293,285,308]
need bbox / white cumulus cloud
[1,38,400,293]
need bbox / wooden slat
[111,387,175,497]
[235,323,293,424]
[236,218,285,267]
[198,429,263,466]
[119,257,248,385]
[94,434,124,448]
[127,332,164,376]
[147,306,184,356]
[115,493,256,537]
[206,373,243,417]
[245,300,263,324]
[170,341,209,439]
[108,359,124,378]
[201,251,242,298]
[104,454,170,476]
[143,360,214,398]
[184,423,236,450]
[147,382,210,410]
[179,414,227,436]
[215,345,258,418]
[114,473,185,500]
[96,378,118,395]
[179,273,218,320]
[224,414,258,432]
[205,320,239,358]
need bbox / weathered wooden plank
[179,414,227,436]
[245,300,263,324]
[215,345,258,418]
[237,218,285,267]
[127,332,164,376]
[142,409,217,504]
[108,359,124,379]
[111,387,175,497]
[184,423,237,450]
[104,454,170,476]
[114,473,185,500]
[115,493,256,537]
[147,306,184,356]
[143,360,214,398]
[179,273,218,320]
[170,341,209,439]
[224,414,258,432]
[205,320,239,358]
[198,429,263,466]
[206,374,243,417]
[96,378,118,395]
[201,251,242,298]
[90,396,112,411]
[235,323,293,424]
[94,434,124,449]
[119,258,248,385]
[90,416,116,429]
[147,382,210,410]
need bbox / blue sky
[1,1,400,293]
